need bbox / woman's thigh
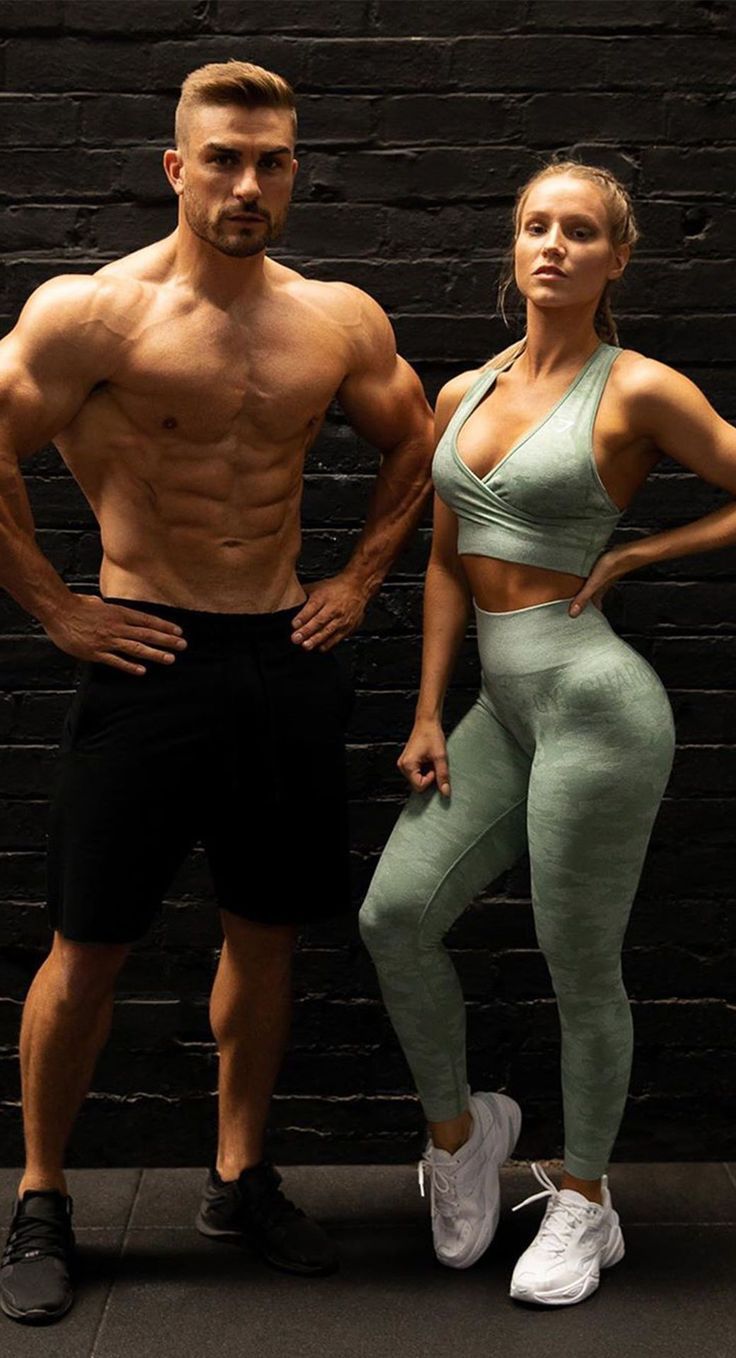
[525,644,676,974]
[360,692,532,942]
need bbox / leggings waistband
[473,595,616,675]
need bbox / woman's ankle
[429,1108,473,1154]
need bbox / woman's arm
[571,355,736,615]
[396,375,476,795]
[415,492,473,721]
[615,356,736,574]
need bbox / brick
[380,94,523,145]
[642,145,736,197]
[524,92,666,145]
[215,1,369,35]
[118,147,179,203]
[370,2,527,36]
[307,39,452,92]
[78,94,176,146]
[606,36,736,87]
[6,39,151,92]
[0,206,89,252]
[0,149,121,200]
[0,95,77,146]
[283,204,384,256]
[451,36,608,89]
[667,92,736,144]
[524,1,697,29]
[301,146,536,204]
[62,1,213,36]
[0,1,63,31]
[86,204,179,254]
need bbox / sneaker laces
[417,1152,461,1221]
[2,1197,73,1267]
[511,1163,597,1256]
[237,1162,306,1230]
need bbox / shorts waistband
[100,594,308,639]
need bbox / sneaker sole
[436,1092,523,1271]
[195,1210,339,1277]
[0,1291,74,1325]
[509,1220,625,1306]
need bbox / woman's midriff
[460,555,586,613]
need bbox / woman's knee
[358,882,425,955]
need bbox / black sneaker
[0,1190,76,1325]
[195,1160,338,1276]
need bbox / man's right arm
[0,274,121,624]
[0,275,186,673]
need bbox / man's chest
[88,308,348,445]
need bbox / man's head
[165,60,298,259]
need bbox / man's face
[174,104,297,258]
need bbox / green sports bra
[431,341,625,577]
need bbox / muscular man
[0,61,434,1325]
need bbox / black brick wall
[0,0,734,1166]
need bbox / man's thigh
[46,659,205,944]
[202,638,356,929]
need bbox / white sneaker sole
[509,1216,625,1305]
[436,1091,523,1271]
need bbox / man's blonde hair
[175,59,297,154]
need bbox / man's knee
[219,910,299,966]
[46,930,131,1006]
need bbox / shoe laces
[417,1152,461,1220]
[237,1161,306,1230]
[2,1196,73,1267]
[511,1163,599,1256]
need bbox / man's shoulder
[272,264,385,330]
[14,269,146,350]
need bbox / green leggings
[358,596,676,1180]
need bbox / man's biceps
[0,366,87,456]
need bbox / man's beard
[183,192,288,257]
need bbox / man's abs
[50,253,352,611]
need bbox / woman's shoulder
[609,346,693,403]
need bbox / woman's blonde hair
[484,159,639,370]
[175,59,297,154]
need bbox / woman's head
[497,161,639,348]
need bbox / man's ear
[162,148,184,194]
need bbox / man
[0,60,434,1325]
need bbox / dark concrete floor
[0,1162,734,1357]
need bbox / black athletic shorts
[46,594,357,943]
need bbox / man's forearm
[341,435,435,598]
[0,457,72,624]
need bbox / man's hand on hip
[291,573,369,652]
[43,595,188,675]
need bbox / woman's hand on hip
[568,547,630,617]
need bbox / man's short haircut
[175,59,297,154]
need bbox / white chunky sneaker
[509,1162,625,1306]
[417,1088,522,1269]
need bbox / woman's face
[514,173,629,314]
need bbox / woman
[359,159,736,1307]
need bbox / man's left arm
[291,286,434,652]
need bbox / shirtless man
[0,61,434,1324]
